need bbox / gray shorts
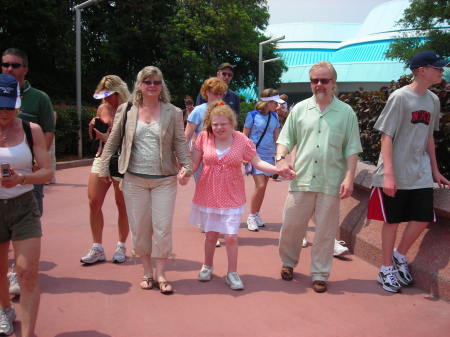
[0,191,42,243]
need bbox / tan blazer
[99,102,192,177]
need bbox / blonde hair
[203,101,237,134]
[255,88,279,113]
[309,61,337,81]
[131,66,171,105]
[95,75,130,105]
[200,77,228,100]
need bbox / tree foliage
[386,0,450,63]
[0,0,285,106]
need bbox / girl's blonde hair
[131,66,171,105]
[203,101,237,134]
[200,77,228,100]
[255,88,279,113]
[95,75,130,105]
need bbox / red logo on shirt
[411,110,430,125]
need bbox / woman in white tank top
[0,73,52,337]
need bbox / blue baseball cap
[0,74,21,109]
[409,50,449,70]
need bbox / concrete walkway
[10,166,449,337]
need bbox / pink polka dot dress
[189,130,256,234]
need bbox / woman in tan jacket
[99,66,192,294]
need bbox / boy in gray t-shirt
[368,50,450,293]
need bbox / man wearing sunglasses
[275,61,362,293]
[195,63,240,118]
[2,48,54,299]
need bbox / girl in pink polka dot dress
[180,101,295,290]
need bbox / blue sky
[267,0,393,24]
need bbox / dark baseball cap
[218,63,236,71]
[409,50,449,70]
[0,74,21,109]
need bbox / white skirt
[189,203,245,235]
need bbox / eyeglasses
[1,62,23,69]
[310,78,332,85]
[142,80,162,86]
[220,72,233,78]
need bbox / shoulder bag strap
[118,102,132,154]
[255,112,271,148]
[22,119,35,163]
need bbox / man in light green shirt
[275,61,362,293]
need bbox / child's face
[211,115,232,139]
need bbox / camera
[1,163,11,177]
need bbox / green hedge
[54,105,97,159]
[339,75,450,179]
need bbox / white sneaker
[198,265,213,282]
[255,214,265,227]
[7,272,20,297]
[247,216,259,232]
[215,240,221,247]
[333,240,349,256]
[225,272,244,290]
[0,307,15,336]
[377,266,401,293]
[80,246,106,264]
[302,238,308,247]
[112,245,126,263]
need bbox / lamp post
[73,0,103,158]
[258,35,285,97]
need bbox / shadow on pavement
[40,274,132,295]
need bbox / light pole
[73,0,103,158]
[258,35,285,97]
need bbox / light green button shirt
[277,96,362,196]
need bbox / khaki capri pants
[122,173,177,258]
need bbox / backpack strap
[22,119,35,163]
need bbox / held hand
[383,174,397,197]
[433,171,450,188]
[177,168,190,186]
[1,169,22,188]
[339,178,353,199]
[276,159,295,179]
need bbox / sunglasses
[0,107,16,110]
[310,78,332,85]
[142,80,162,86]
[220,72,233,78]
[1,62,23,69]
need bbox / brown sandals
[154,280,174,295]
[281,266,294,281]
[140,276,154,290]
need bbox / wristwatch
[275,155,285,162]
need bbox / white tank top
[0,135,34,199]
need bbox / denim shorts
[0,191,42,243]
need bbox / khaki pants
[122,173,177,258]
[279,191,340,281]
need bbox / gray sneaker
[225,272,244,290]
[7,272,20,297]
[247,216,259,232]
[0,307,15,336]
[198,265,213,282]
[112,245,126,263]
[80,247,105,264]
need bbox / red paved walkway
[11,166,449,336]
